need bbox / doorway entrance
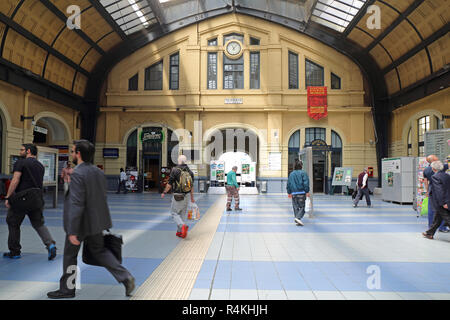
[312,150,326,193]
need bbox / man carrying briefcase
[47,140,135,299]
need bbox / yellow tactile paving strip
[131,195,226,300]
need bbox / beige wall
[0,80,80,174]
[389,88,449,158]
[97,13,376,178]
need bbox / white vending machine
[381,157,414,204]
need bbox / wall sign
[307,86,328,120]
[225,98,243,104]
[268,152,282,171]
[141,130,164,143]
[103,148,119,158]
[33,125,48,134]
[308,139,331,151]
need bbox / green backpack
[176,167,193,193]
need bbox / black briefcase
[82,232,123,266]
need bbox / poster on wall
[386,172,394,187]
[38,151,57,183]
[331,167,353,187]
[268,152,282,171]
[307,86,328,120]
[416,157,428,214]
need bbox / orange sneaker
[176,231,182,237]
[181,224,189,238]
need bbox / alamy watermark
[366,265,381,290]
[366,5,381,30]
[67,5,81,30]
[66,265,82,290]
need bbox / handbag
[8,163,44,212]
[82,230,123,266]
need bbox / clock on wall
[225,40,243,59]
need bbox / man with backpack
[161,155,195,238]
[4,144,56,260]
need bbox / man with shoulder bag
[161,155,195,239]
[4,144,56,260]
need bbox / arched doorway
[33,115,71,186]
[126,126,178,192]
[205,127,259,193]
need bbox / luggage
[82,231,123,265]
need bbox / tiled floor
[1,193,449,300]
[189,194,450,300]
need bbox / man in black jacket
[47,140,135,299]
[422,161,450,240]
[4,144,56,260]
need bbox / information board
[38,151,57,183]
[331,167,353,187]
[382,158,401,173]
[416,157,428,214]
[425,129,450,163]
[268,152,282,171]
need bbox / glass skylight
[311,0,367,32]
[100,0,158,35]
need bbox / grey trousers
[353,187,371,206]
[59,233,131,293]
[170,194,190,231]
[6,207,55,255]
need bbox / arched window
[331,130,343,175]
[418,116,430,156]
[288,130,300,175]
[126,130,137,169]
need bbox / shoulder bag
[7,163,44,212]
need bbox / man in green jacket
[226,166,242,211]
[287,159,310,226]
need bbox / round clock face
[226,41,241,56]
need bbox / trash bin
[199,180,206,193]
[261,181,267,193]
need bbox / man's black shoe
[235,208,242,211]
[47,290,75,299]
[3,252,21,259]
[122,276,136,296]
[226,208,232,211]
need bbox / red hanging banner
[307,86,328,120]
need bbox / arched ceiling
[0,0,448,152]
[0,0,447,107]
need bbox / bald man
[161,155,195,238]
[423,155,449,233]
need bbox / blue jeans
[428,196,446,230]
[292,194,306,220]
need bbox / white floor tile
[396,292,432,300]
[368,291,403,300]
[257,290,287,300]
[229,289,258,300]
[285,290,316,300]
[189,288,211,300]
[210,289,229,300]
[341,291,375,300]
[313,291,345,300]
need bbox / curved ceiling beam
[0,0,26,57]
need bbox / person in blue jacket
[287,159,310,226]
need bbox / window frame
[207,52,218,90]
[169,52,179,90]
[331,72,341,90]
[144,60,163,91]
[305,59,325,88]
[249,51,260,89]
[128,73,138,91]
[288,51,299,89]
[223,53,244,90]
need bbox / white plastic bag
[305,197,311,213]
[187,202,200,220]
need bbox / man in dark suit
[422,161,450,240]
[47,140,135,299]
